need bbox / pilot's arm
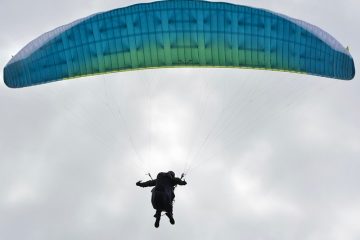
[136,180,156,187]
[174,177,187,186]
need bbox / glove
[136,181,142,186]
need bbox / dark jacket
[137,172,187,202]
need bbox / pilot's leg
[154,209,161,228]
[165,204,175,225]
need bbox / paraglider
[136,171,187,228]
[2,0,356,228]
[3,0,355,88]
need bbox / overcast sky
[1,0,360,239]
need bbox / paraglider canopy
[3,0,355,88]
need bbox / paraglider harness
[146,172,186,203]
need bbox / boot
[154,211,161,228]
[166,212,175,225]
[154,216,160,228]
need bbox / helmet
[167,171,175,178]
